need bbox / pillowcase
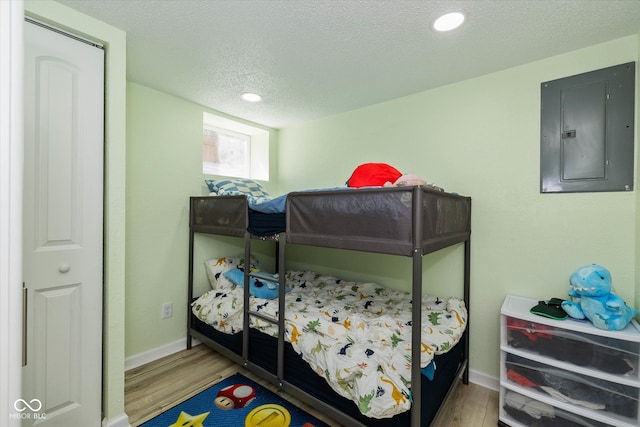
[223,267,282,300]
[204,255,260,290]
[205,178,271,198]
[346,163,403,188]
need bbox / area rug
[140,373,331,427]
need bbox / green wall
[277,35,639,379]
[125,82,278,356]
[125,36,639,383]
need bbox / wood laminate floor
[125,344,499,426]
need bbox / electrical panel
[540,62,635,193]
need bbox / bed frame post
[242,231,251,365]
[277,232,286,386]
[463,201,471,384]
[411,186,424,427]
[187,224,195,350]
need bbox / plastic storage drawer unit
[499,295,640,427]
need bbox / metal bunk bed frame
[187,186,471,427]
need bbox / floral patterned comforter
[192,270,467,419]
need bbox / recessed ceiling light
[433,12,465,32]
[241,92,263,102]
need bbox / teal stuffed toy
[561,264,638,331]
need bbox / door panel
[33,285,82,413]
[23,20,104,427]
[35,57,79,246]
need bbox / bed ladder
[241,231,287,387]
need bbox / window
[203,112,269,180]
[203,126,250,178]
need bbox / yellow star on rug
[168,410,210,427]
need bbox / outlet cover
[161,302,173,319]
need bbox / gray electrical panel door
[540,62,635,193]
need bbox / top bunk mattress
[287,186,470,256]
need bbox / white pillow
[204,255,260,290]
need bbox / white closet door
[23,20,104,427]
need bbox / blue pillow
[223,267,284,300]
[205,178,270,198]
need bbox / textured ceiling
[55,0,640,128]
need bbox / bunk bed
[187,185,472,427]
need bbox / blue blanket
[242,187,349,214]
[244,193,288,213]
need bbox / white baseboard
[468,368,499,391]
[125,338,201,372]
[102,413,130,427]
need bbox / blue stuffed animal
[561,264,638,331]
[222,267,286,300]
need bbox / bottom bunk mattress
[191,317,466,426]
[192,269,467,421]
